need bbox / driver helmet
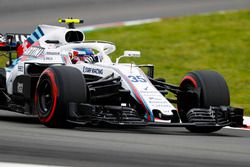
[70,48,96,64]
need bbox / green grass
[85,10,250,115]
[0,54,8,66]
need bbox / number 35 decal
[128,75,147,82]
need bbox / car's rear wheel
[177,70,230,133]
[35,66,87,128]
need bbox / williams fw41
[0,19,244,133]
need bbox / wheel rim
[178,76,199,122]
[180,78,197,108]
[38,79,53,116]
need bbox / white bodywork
[5,24,175,121]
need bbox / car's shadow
[0,114,40,124]
[0,113,242,137]
[74,123,240,137]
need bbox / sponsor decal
[83,66,103,74]
[140,90,161,95]
[45,57,53,61]
[45,52,60,55]
[17,66,24,72]
[17,82,23,94]
[24,46,44,57]
[149,96,162,101]
[140,90,173,109]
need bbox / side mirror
[124,51,141,57]
[116,50,141,64]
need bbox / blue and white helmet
[71,48,97,63]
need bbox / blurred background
[1,0,250,33]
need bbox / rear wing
[0,33,30,52]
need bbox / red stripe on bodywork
[63,56,68,64]
[126,79,152,120]
[20,56,29,62]
[113,67,153,121]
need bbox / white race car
[0,19,244,133]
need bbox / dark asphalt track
[0,111,249,167]
[0,0,250,166]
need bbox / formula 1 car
[0,19,244,133]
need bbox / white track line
[0,162,67,167]
[80,18,161,32]
[80,10,236,32]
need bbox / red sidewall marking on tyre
[182,76,198,88]
[37,69,58,123]
[178,75,199,113]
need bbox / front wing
[66,102,244,128]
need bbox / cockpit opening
[65,31,84,43]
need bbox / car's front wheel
[177,70,230,133]
[35,66,87,128]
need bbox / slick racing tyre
[35,66,87,128]
[178,70,230,133]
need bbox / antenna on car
[58,18,84,29]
